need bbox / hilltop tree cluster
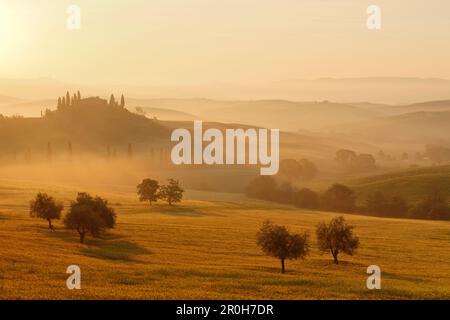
[56,91,126,109]
[57,91,82,109]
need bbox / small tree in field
[159,179,184,205]
[64,193,116,243]
[257,221,309,273]
[137,178,160,205]
[316,216,359,264]
[30,193,63,230]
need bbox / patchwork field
[0,179,449,299]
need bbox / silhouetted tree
[425,144,450,163]
[77,91,81,101]
[355,153,376,170]
[109,94,116,106]
[30,193,63,230]
[47,142,52,162]
[411,189,450,220]
[159,179,184,205]
[320,184,356,213]
[64,193,116,243]
[128,143,133,160]
[245,176,277,201]
[25,148,31,163]
[278,158,318,182]
[62,97,66,107]
[68,142,73,160]
[120,94,125,108]
[336,149,357,168]
[316,216,359,264]
[273,182,295,204]
[66,91,70,106]
[293,188,319,209]
[137,179,160,205]
[57,97,62,109]
[257,220,309,273]
[365,191,408,217]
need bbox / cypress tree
[47,142,52,162]
[109,94,116,106]
[128,143,133,160]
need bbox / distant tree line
[246,177,450,220]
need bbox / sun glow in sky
[0,0,450,85]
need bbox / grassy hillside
[0,179,449,299]
[349,165,450,204]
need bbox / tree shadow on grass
[46,229,151,262]
[154,205,225,217]
[80,239,151,262]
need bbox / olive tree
[316,216,359,264]
[159,179,184,205]
[30,192,63,230]
[137,178,160,205]
[64,192,116,243]
[257,220,309,273]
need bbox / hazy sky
[1,0,450,85]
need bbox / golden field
[0,178,449,300]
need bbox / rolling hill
[0,97,171,154]
[331,110,450,145]
[115,98,387,132]
[0,178,449,299]
[349,165,450,204]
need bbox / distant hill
[349,165,450,204]
[394,100,450,113]
[132,106,197,121]
[121,98,387,131]
[0,99,54,117]
[331,110,450,145]
[3,76,450,103]
[0,95,24,106]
